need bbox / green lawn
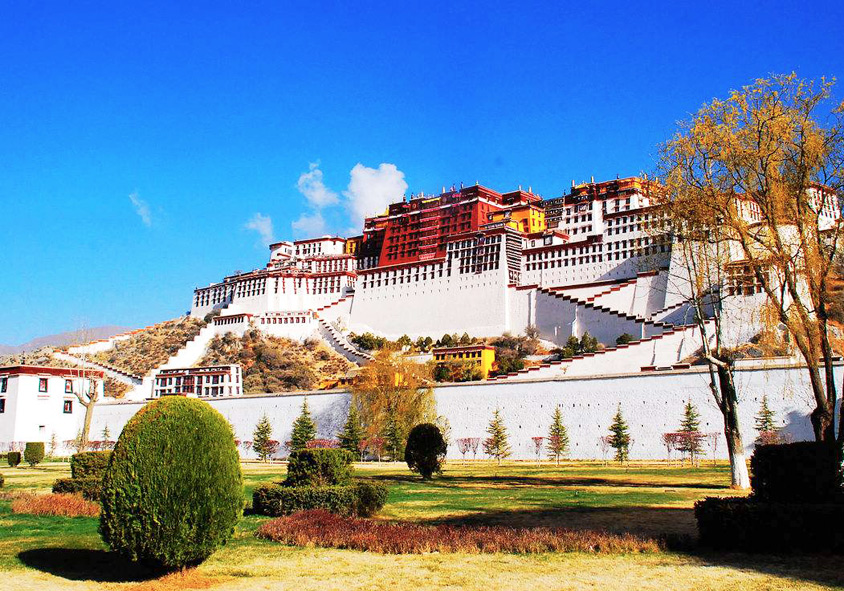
[0,460,841,591]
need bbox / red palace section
[358,185,540,270]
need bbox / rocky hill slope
[197,329,352,393]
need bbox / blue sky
[1,2,843,345]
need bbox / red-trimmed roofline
[0,365,106,379]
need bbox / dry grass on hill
[198,329,352,393]
[0,347,70,368]
[103,376,131,398]
[89,317,206,376]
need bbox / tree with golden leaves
[644,180,752,488]
[656,73,844,445]
[350,349,436,456]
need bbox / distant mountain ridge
[0,325,132,356]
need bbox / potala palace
[2,177,841,458]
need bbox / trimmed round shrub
[99,397,243,570]
[0,472,4,488]
[24,442,45,467]
[7,451,21,468]
[71,451,112,479]
[252,481,388,517]
[405,423,447,479]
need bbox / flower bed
[10,493,100,517]
[256,510,660,554]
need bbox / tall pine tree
[546,406,570,465]
[290,398,316,452]
[252,414,274,462]
[339,404,365,457]
[608,404,630,462]
[483,408,511,465]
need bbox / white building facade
[0,365,104,448]
[152,364,243,398]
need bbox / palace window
[39,378,48,393]
[727,264,767,296]
[63,400,73,413]
[0,377,6,392]
[0,398,4,413]
[65,379,73,393]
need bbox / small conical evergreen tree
[608,404,630,462]
[483,408,511,465]
[102,424,111,441]
[754,395,776,433]
[678,400,703,460]
[290,398,317,451]
[338,404,365,456]
[546,406,570,466]
[252,414,274,462]
[680,400,701,432]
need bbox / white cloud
[291,211,326,238]
[344,163,408,227]
[297,162,339,208]
[128,192,152,227]
[245,213,275,247]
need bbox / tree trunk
[80,401,95,452]
[716,365,750,489]
[807,361,835,442]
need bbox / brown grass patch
[257,509,661,554]
[10,493,100,517]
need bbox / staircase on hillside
[489,319,713,382]
[535,285,674,343]
[315,316,374,365]
[52,351,143,386]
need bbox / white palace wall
[86,362,840,461]
[350,266,512,340]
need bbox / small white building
[0,365,105,448]
[152,364,243,399]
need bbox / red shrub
[257,510,661,554]
[11,493,100,517]
[306,439,340,449]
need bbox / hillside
[0,325,131,355]
[89,317,206,376]
[198,329,352,393]
[0,347,70,368]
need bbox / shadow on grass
[427,505,844,589]
[17,548,168,583]
[426,505,699,542]
[368,473,731,490]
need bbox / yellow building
[432,345,497,379]
[344,235,363,256]
[486,203,546,234]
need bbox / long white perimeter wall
[85,362,840,461]
[350,268,512,339]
